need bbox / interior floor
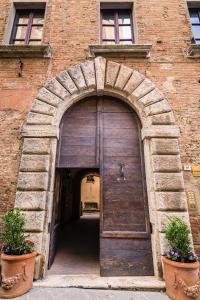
[48,213,100,275]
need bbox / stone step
[34,275,165,291]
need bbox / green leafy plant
[0,209,34,255]
[164,217,197,263]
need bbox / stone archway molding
[15,57,190,279]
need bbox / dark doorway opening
[48,168,100,275]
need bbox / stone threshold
[34,275,165,291]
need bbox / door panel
[57,98,98,168]
[100,97,154,276]
[100,238,153,276]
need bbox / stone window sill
[88,44,152,58]
[0,45,52,58]
[187,44,200,57]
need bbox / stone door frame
[15,57,190,279]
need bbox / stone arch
[15,57,190,279]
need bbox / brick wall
[0,0,200,253]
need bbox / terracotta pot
[0,251,37,299]
[162,256,200,300]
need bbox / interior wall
[81,176,100,211]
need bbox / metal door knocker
[117,163,127,182]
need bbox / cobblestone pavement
[1,288,170,300]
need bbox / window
[189,8,200,44]
[101,9,134,45]
[10,8,45,45]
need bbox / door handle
[117,163,126,181]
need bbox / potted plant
[0,209,37,299]
[162,217,200,300]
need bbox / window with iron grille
[101,9,134,45]
[10,8,45,45]
[189,8,200,44]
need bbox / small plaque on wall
[192,166,200,177]
[186,190,198,211]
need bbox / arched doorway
[48,95,154,276]
[15,57,190,279]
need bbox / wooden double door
[55,96,154,276]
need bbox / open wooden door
[51,96,154,275]
[48,171,62,268]
[100,97,154,276]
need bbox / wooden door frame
[15,58,190,280]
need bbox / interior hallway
[48,213,100,275]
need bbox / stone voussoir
[23,211,45,232]
[20,154,50,172]
[114,65,132,91]
[144,99,171,116]
[123,70,144,94]
[31,100,56,116]
[138,88,164,106]
[155,191,187,211]
[151,111,175,125]
[45,78,70,100]
[68,64,87,91]
[37,88,63,107]
[15,191,47,210]
[23,138,51,154]
[17,172,49,191]
[27,112,53,125]
[152,155,182,172]
[94,56,106,94]
[154,172,184,191]
[105,61,120,87]
[57,70,78,94]
[132,78,155,99]
[81,60,96,89]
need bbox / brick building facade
[0,0,200,279]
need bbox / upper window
[10,8,45,45]
[101,9,134,45]
[189,8,200,44]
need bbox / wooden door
[100,98,154,276]
[57,98,98,168]
[56,96,154,276]
[48,171,62,268]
